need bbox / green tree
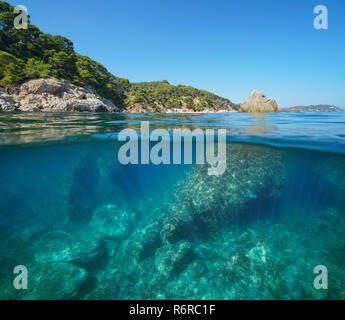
[0,50,25,86]
[24,58,51,78]
[48,51,77,80]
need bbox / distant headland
[283,105,344,112]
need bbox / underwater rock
[161,144,286,244]
[29,262,88,300]
[84,280,119,300]
[96,204,169,298]
[67,154,101,224]
[33,230,103,264]
[0,262,87,300]
[246,243,268,264]
[116,258,168,299]
[319,155,345,197]
[113,219,163,273]
[90,204,132,239]
[103,239,119,257]
[89,198,343,300]
[155,241,193,277]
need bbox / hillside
[127,81,238,112]
[0,1,236,112]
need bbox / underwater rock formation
[97,144,287,299]
[28,262,88,299]
[318,155,345,197]
[67,154,101,223]
[2,140,345,300]
[161,144,286,244]
[90,204,133,239]
[33,230,103,265]
[84,280,119,300]
[155,241,193,278]
[0,262,87,300]
[113,219,164,273]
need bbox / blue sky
[7,0,345,107]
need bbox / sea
[0,111,344,300]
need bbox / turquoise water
[0,112,344,300]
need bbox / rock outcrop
[0,78,119,112]
[160,144,286,244]
[33,230,103,264]
[0,262,88,300]
[90,204,133,239]
[155,241,193,277]
[240,90,278,112]
[0,88,16,111]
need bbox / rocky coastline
[0,78,275,113]
[0,78,119,112]
[1,78,342,113]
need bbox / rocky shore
[0,78,119,112]
[0,78,276,113]
[1,79,341,114]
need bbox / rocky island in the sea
[239,89,280,113]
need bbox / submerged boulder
[155,241,193,277]
[33,230,103,264]
[90,204,133,239]
[240,90,278,112]
[28,262,88,300]
[113,219,163,272]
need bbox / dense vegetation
[0,1,128,106]
[0,1,237,112]
[130,80,238,112]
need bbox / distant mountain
[283,105,344,112]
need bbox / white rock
[2,78,120,112]
[240,89,278,112]
[0,92,16,111]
